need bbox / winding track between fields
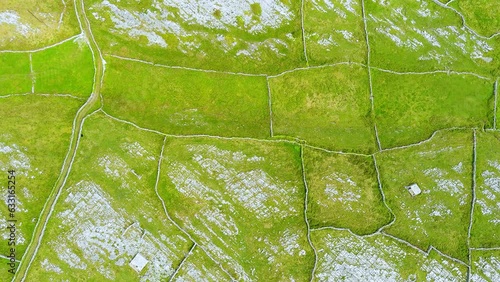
[13,0,103,280]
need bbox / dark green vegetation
[26,113,191,281]
[32,38,94,97]
[0,53,31,94]
[471,131,500,247]
[158,137,313,281]
[305,148,392,234]
[269,64,376,153]
[0,96,83,269]
[102,57,270,138]
[373,70,494,148]
[377,130,473,262]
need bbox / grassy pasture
[449,0,500,37]
[0,53,31,95]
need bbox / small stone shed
[129,253,149,272]
[405,183,422,196]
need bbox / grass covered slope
[102,57,270,138]
[448,0,500,37]
[158,138,314,281]
[471,131,500,247]
[0,96,82,273]
[32,35,94,97]
[377,130,473,262]
[0,53,32,95]
[26,113,192,281]
[373,69,494,148]
[470,250,500,281]
[171,246,232,282]
[312,229,468,281]
[85,0,305,74]
[304,148,392,234]
[269,64,376,153]
[304,0,366,65]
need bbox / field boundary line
[300,146,318,282]
[467,129,477,281]
[0,93,85,100]
[304,144,372,157]
[154,137,236,280]
[431,0,500,39]
[0,34,83,54]
[268,62,366,78]
[494,79,498,130]
[470,247,500,251]
[300,0,309,66]
[266,77,274,137]
[371,67,493,81]
[29,53,34,93]
[372,155,396,231]
[58,0,67,28]
[311,226,380,238]
[168,243,197,282]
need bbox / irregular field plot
[304,148,392,234]
[304,0,366,65]
[377,130,472,262]
[102,57,270,138]
[158,138,313,281]
[0,53,31,95]
[312,229,467,281]
[86,0,305,74]
[32,35,94,97]
[172,245,231,282]
[471,131,500,247]
[26,114,192,281]
[0,96,82,268]
[471,250,500,282]
[0,0,80,50]
[373,70,493,148]
[366,0,498,76]
[269,64,375,153]
[448,0,500,37]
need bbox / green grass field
[448,0,500,37]
[0,95,82,274]
[158,137,314,281]
[32,36,94,97]
[26,113,192,281]
[312,228,468,281]
[0,53,32,95]
[102,56,270,138]
[471,131,500,247]
[373,69,494,148]
[377,130,473,262]
[304,0,367,65]
[304,147,392,234]
[269,64,376,153]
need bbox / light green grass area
[471,131,500,247]
[312,229,468,280]
[32,36,94,97]
[449,0,500,37]
[0,53,31,95]
[269,64,376,153]
[0,0,80,50]
[85,0,305,74]
[304,148,392,234]
[377,130,473,262]
[102,57,270,138]
[366,0,498,77]
[172,246,232,282]
[470,250,500,281]
[158,138,313,281]
[373,69,494,148]
[304,0,367,65]
[26,113,192,281]
[0,96,82,274]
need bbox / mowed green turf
[32,36,94,97]
[312,229,467,281]
[471,131,500,247]
[304,148,392,234]
[377,130,473,262]
[27,113,192,281]
[0,53,31,95]
[0,96,82,274]
[304,0,367,65]
[269,64,376,153]
[102,57,270,138]
[449,0,500,37]
[158,138,314,280]
[373,69,494,148]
